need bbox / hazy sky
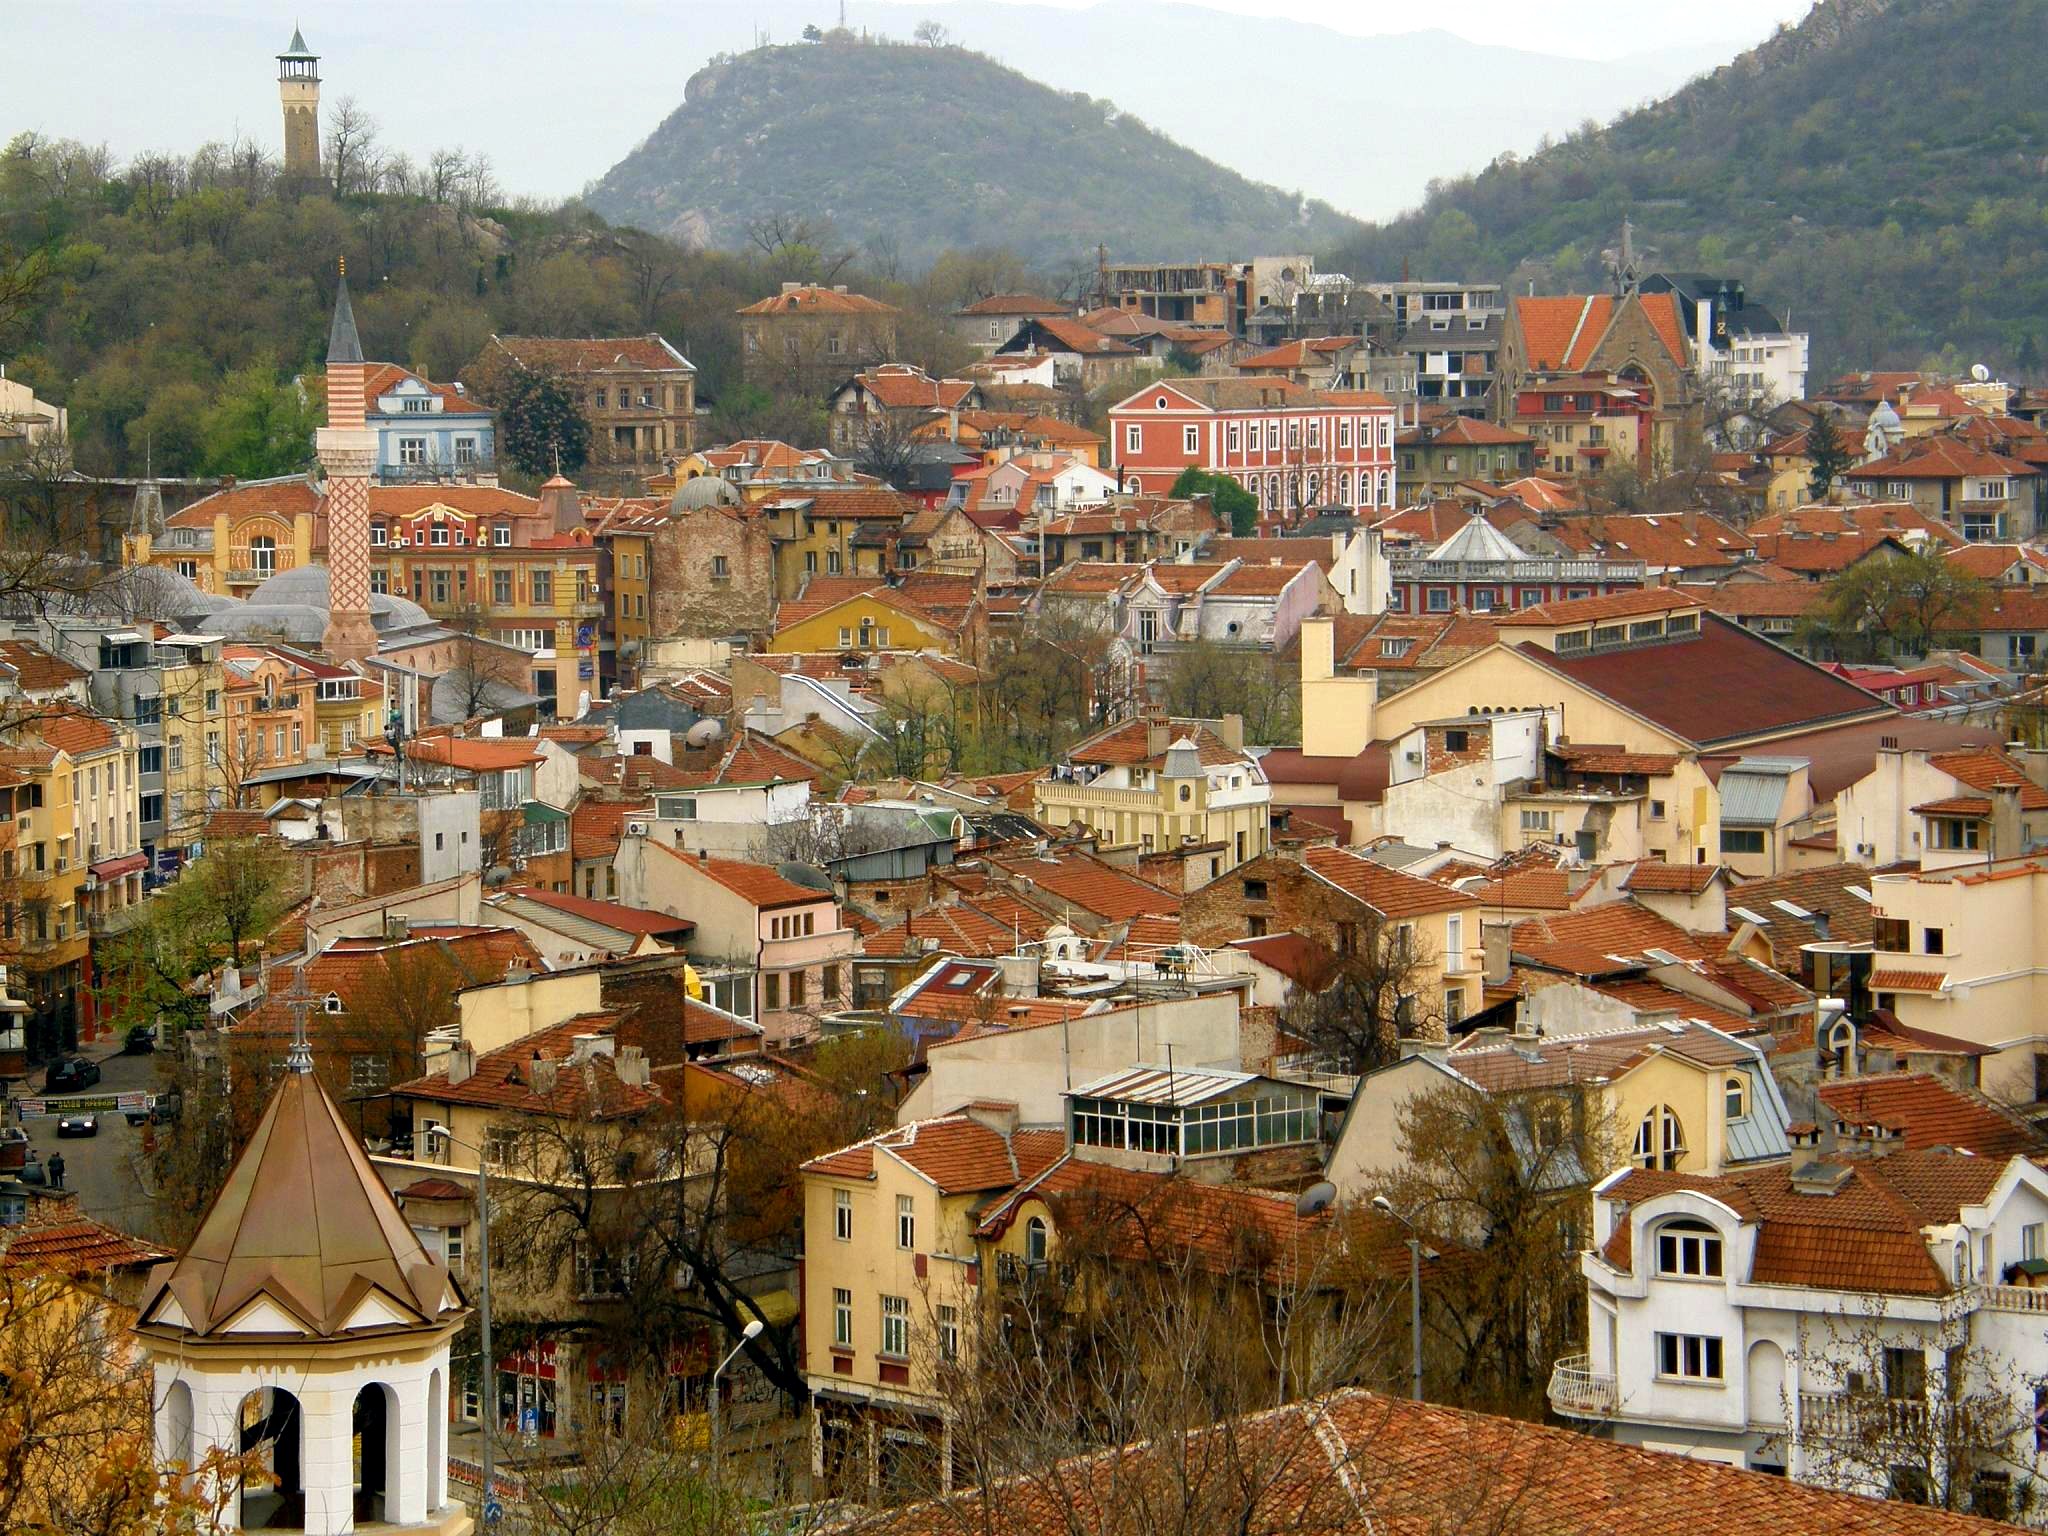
[7,0,1819,216]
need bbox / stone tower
[278,27,321,180]
[319,265,379,664]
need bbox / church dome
[671,474,742,513]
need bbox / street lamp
[710,1317,764,1495]
[425,1124,496,1527]
[1372,1195,1438,1402]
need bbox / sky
[6,0,1819,216]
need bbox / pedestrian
[47,1152,64,1190]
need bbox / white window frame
[1655,1332,1724,1382]
[1182,424,1199,454]
[832,1287,853,1348]
[897,1194,915,1250]
[1125,423,1141,454]
[833,1188,853,1241]
[880,1294,909,1359]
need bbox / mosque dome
[244,564,433,631]
[671,474,742,513]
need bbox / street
[17,1044,172,1244]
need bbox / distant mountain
[1327,0,2048,375]
[583,35,1366,268]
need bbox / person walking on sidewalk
[47,1151,64,1190]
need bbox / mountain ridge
[585,35,1365,268]
[1328,0,2048,374]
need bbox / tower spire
[319,257,377,664]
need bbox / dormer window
[1724,1075,1748,1121]
[323,992,344,1014]
[493,522,511,547]
[1655,1218,1722,1278]
[1633,1105,1686,1171]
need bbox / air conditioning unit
[626,820,649,837]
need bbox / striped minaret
[319,260,378,664]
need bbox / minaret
[319,263,378,664]
[277,27,322,181]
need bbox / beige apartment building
[467,335,698,480]
[736,285,901,396]
[1033,715,1273,874]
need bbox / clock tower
[278,28,321,181]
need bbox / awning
[522,802,569,826]
[90,852,148,880]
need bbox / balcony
[1547,1353,1618,1419]
[1798,1392,1933,1442]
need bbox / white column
[388,1380,430,1525]
[296,1386,355,1536]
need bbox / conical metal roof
[137,1068,459,1340]
[327,270,363,365]
[281,25,314,57]
[1428,507,1525,565]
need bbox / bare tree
[325,96,381,199]
[1278,897,1445,1075]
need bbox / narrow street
[15,1044,173,1245]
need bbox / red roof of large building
[802,1112,1066,1194]
[737,286,899,317]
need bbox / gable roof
[1816,1072,2044,1159]
[802,1113,1066,1195]
[483,334,693,374]
[737,285,899,317]
[1302,846,1476,919]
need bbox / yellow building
[801,1105,1066,1492]
[770,585,959,657]
[1328,1019,1794,1193]
[127,477,322,598]
[1033,715,1273,872]
[152,637,226,851]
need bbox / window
[1025,1216,1048,1265]
[531,570,552,605]
[880,1295,909,1358]
[1923,926,1946,955]
[1655,1219,1723,1278]
[1929,816,1980,851]
[370,521,388,546]
[1724,1075,1748,1120]
[1634,1105,1686,1170]
[1656,1333,1724,1382]
[1338,418,1351,448]
[1183,425,1199,454]
[2025,1222,2044,1262]
[1519,809,1552,832]
[138,745,163,776]
[135,694,162,726]
[896,1194,916,1250]
[834,1188,852,1241]
[444,1225,465,1267]
[492,522,511,547]
[711,554,730,581]
[1649,798,1666,821]
[428,520,449,545]
[455,437,479,466]
[937,1304,959,1362]
[490,569,511,604]
[400,437,428,466]
[1125,424,1141,454]
[1883,1346,1927,1401]
[1873,915,1911,951]
[1720,828,1766,856]
[832,1287,853,1348]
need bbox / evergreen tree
[1806,410,1853,500]
[493,365,591,479]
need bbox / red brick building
[1105,378,1398,530]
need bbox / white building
[1552,1144,2048,1523]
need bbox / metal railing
[1547,1353,1618,1419]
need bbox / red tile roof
[396,1014,660,1118]
[497,886,695,938]
[1599,1149,2008,1297]
[956,293,1069,317]
[2,1216,172,1275]
[802,1113,1066,1194]
[652,840,827,910]
[29,707,117,758]
[1504,588,1701,626]
[0,640,87,692]
[483,334,692,374]
[986,850,1182,924]
[1926,746,2048,809]
[736,286,898,317]
[369,735,542,772]
[570,798,650,862]
[1817,1072,2043,1158]
[1303,846,1476,919]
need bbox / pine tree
[1806,409,1853,500]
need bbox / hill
[1327,0,2048,376]
[583,35,1364,268]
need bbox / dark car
[56,1113,97,1138]
[43,1057,100,1094]
[123,1025,157,1055]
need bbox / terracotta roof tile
[0,640,88,692]
[396,1014,659,1118]
[802,1113,1064,1195]
[1817,1072,2044,1159]
[650,840,827,910]
[1303,846,1476,919]
[736,286,898,317]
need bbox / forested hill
[1327,0,2048,376]
[584,35,1364,269]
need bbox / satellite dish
[1295,1180,1338,1218]
[684,717,725,748]
[1972,363,1992,382]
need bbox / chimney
[1809,909,1831,942]
[447,1041,477,1086]
[616,1044,650,1088]
[1218,713,1244,751]
[1482,922,1511,985]
[530,1054,558,1096]
[1992,781,2024,859]
[1300,616,1337,683]
[962,1100,1020,1137]
[781,281,801,294]
[384,912,408,942]
[2015,745,2048,793]
[1511,996,1536,1039]
[1787,1120,1823,1174]
[1146,721,1170,758]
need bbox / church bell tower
[278,28,322,180]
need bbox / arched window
[1633,1105,1686,1170]
[1724,1075,1748,1121]
[1025,1216,1048,1266]
[1655,1218,1723,1278]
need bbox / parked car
[43,1057,100,1094]
[123,1025,157,1055]
[56,1113,97,1138]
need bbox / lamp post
[1372,1195,1437,1402]
[426,1124,496,1526]
[710,1317,765,1497]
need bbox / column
[295,1385,353,1536]
[387,1377,430,1525]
